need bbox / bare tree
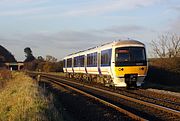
[151,33,180,58]
[45,55,57,62]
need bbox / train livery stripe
[67,69,108,73]
[85,67,87,74]
[115,66,147,76]
[98,67,102,75]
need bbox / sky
[0,0,179,61]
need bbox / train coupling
[124,74,138,87]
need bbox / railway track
[39,72,180,111]
[29,72,180,120]
[42,77,146,121]
[116,88,180,111]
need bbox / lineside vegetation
[0,71,62,121]
[0,69,12,89]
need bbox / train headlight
[118,68,124,71]
[139,67,144,70]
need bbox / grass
[0,69,12,89]
[48,72,66,77]
[0,72,63,121]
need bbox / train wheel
[70,74,74,78]
[126,83,131,89]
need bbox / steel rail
[42,77,147,121]
[126,89,180,106]
[42,74,180,117]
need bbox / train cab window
[67,58,72,67]
[87,52,97,67]
[115,47,146,66]
[101,49,112,66]
[130,48,146,62]
[115,49,130,62]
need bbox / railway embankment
[145,58,180,92]
[40,78,134,121]
[0,71,62,121]
[35,73,180,120]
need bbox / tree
[24,47,35,62]
[37,56,44,61]
[150,33,180,73]
[45,55,57,62]
[151,33,180,58]
[0,45,16,62]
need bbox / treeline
[146,57,180,86]
[24,55,63,72]
[148,57,180,73]
[23,47,63,72]
[146,33,180,86]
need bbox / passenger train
[63,40,148,88]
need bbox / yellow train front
[63,40,148,88]
[111,40,148,87]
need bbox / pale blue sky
[0,0,179,61]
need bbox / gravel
[147,88,180,98]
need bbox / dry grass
[0,72,62,121]
[49,72,66,77]
[0,69,12,89]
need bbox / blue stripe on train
[98,67,102,75]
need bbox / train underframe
[65,72,144,88]
[66,72,113,86]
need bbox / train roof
[114,40,144,46]
[66,39,144,57]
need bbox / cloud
[0,0,47,3]
[171,6,180,12]
[0,29,119,60]
[63,0,161,16]
[0,0,49,16]
[0,24,153,61]
[0,0,163,18]
[103,25,149,34]
[167,16,180,34]
[0,7,47,16]
[163,4,180,34]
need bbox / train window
[63,59,66,68]
[67,58,72,67]
[101,49,112,66]
[87,52,97,67]
[79,55,85,67]
[73,55,85,67]
[74,56,79,67]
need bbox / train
[63,39,148,88]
